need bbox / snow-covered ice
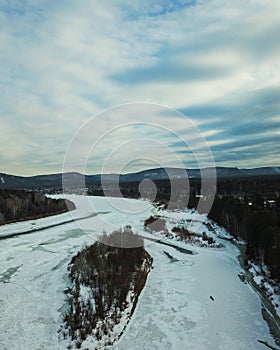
[0,195,278,349]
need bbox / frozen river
[0,195,278,349]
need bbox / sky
[1,0,280,176]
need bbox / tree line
[0,189,75,225]
[208,196,280,280]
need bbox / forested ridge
[0,189,75,225]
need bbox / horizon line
[1,165,280,178]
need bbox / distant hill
[0,166,280,191]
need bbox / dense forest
[208,196,280,280]
[60,227,153,348]
[87,175,280,203]
[0,189,75,225]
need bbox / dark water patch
[217,235,234,242]
[143,235,195,255]
[237,243,280,347]
[39,229,87,246]
[261,308,280,347]
[0,264,22,283]
[51,257,71,271]
[31,245,55,253]
[6,256,14,261]
[163,251,179,262]
[0,212,110,241]
[258,338,280,350]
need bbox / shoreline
[0,212,102,240]
[237,242,280,347]
[0,206,73,227]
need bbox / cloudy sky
[1,0,280,175]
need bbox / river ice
[0,195,277,349]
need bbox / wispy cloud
[0,0,280,175]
